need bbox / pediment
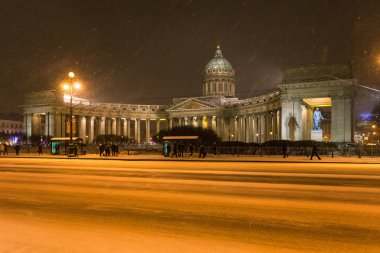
[167,98,219,111]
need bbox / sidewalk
[1,153,379,164]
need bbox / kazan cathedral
[22,46,356,144]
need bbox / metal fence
[9,144,380,158]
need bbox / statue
[312,107,324,131]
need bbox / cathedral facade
[21,46,356,144]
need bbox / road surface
[0,158,379,252]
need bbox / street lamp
[63,71,81,157]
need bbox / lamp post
[63,72,80,157]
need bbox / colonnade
[167,110,281,143]
[24,110,281,144]
[24,113,168,144]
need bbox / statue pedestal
[311,130,323,142]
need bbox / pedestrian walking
[167,142,171,157]
[0,143,4,155]
[15,144,20,155]
[4,143,8,155]
[172,142,178,158]
[199,143,206,158]
[115,144,119,156]
[38,143,43,155]
[310,142,321,160]
[56,144,60,155]
[179,142,184,157]
[111,143,116,156]
[213,142,217,156]
[282,142,289,158]
[188,143,193,156]
[105,144,111,156]
[74,144,78,157]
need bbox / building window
[219,84,223,92]
[213,83,216,92]
[224,83,227,92]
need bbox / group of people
[164,142,218,159]
[98,143,119,156]
[0,143,21,155]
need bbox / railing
[9,145,380,158]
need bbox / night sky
[0,0,379,117]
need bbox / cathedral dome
[204,45,235,77]
[203,45,236,97]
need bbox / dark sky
[0,0,379,116]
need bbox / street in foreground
[0,158,379,253]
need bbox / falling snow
[0,0,379,117]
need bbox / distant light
[69,72,75,78]
[63,84,69,90]
[74,82,81,89]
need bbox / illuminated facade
[21,47,356,143]
[0,119,23,135]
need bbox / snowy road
[0,158,379,253]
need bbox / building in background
[21,46,356,144]
[355,113,380,144]
[0,118,24,144]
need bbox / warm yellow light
[63,84,69,90]
[74,82,81,89]
[372,125,376,129]
[68,72,75,78]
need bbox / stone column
[31,113,41,136]
[78,116,86,140]
[169,118,173,129]
[277,110,281,140]
[246,116,251,142]
[242,116,247,142]
[121,119,126,137]
[44,112,55,137]
[260,113,266,143]
[99,117,104,135]
[212,116,217,132]
[331,96,353,142]
[126,119,131,140]
[106,118,112,135]
[25,113,32,141]
[85,116,93,143]
[135,119,141,143]
[111,118,116,135]
[156,119,161,134]
[197,116,202,128]
[234,116,238,141]
[146,119,151,143]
